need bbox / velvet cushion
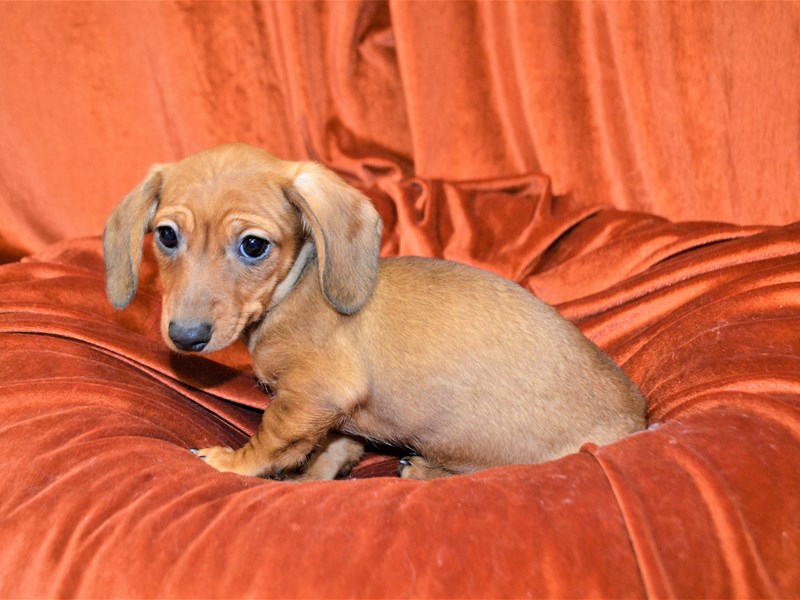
[1,185,798,596]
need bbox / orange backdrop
[0,1,798,263]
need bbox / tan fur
[104,143,646,481]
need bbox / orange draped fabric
[0,2,799,263]
[0,2,798,598]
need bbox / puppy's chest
[248,305,343,390]
[250,344,288,390]
[248,327,313,390]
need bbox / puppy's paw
[397,455,452,480]
[192,446,260,476]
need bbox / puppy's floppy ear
[284,162,382,315]
[103,166,164,309]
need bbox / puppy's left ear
[103,166,164,309]
[284,162,382,315]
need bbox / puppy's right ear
[103,166,164,309]
[283,162,382,315]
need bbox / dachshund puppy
[104,144,646,480]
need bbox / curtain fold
[0,1,798,262]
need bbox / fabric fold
[1,206,798,596]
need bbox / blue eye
[239,236,271,261]
[157,225,179,250]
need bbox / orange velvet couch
[1,3,798,598]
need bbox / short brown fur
[104,144,646,480]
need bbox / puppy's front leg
[196,389,339,478]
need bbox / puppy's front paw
[192,446,259,476]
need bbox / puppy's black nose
[168,321,213,352]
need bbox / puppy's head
[103,144,382,354]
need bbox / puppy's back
[355,256,645,472]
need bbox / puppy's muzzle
[168,321,213,352]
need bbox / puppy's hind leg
[398,455,454,480]
[285,433,365,481]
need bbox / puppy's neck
[242,240,315,351]
[272,240,315,309]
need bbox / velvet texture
[1,2,799,598]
